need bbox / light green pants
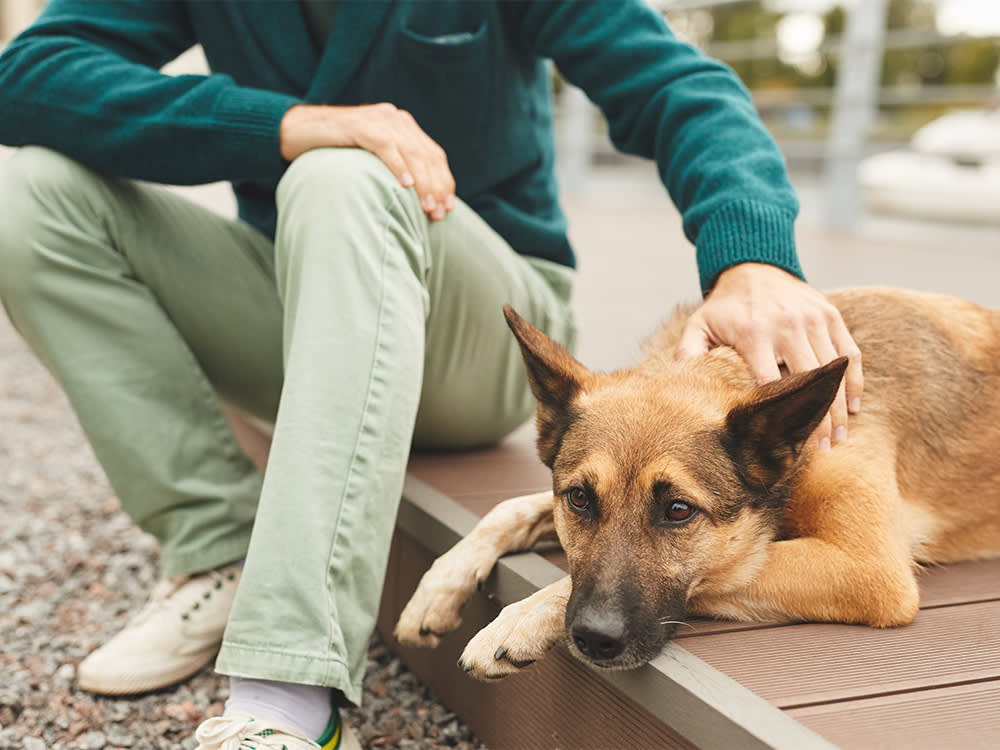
[0,146,575,704]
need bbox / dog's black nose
[570,611,625,661]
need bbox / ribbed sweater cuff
[214,86,302,177]
[695,200,803,295]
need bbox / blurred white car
[859,109,1000,224]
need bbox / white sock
[226,677,334,741]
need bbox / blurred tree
[885,0,936,31]
[945,38,1000,85]
[820,0,999,88]
[704,1,805,90]
[693,0,997,90]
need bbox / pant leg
[0,146,283,576]
[414,217,576,449]
[216,148,575,704]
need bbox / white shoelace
[196,711,316,750]
[126,567,235,627]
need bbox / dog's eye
[565,486,589,513]
[665,501,696,524]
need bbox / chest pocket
[388,5,496,195]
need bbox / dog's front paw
[457,578,570,680]
[394,549,490,648]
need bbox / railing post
[824,0,889,228]
[557,82,595,194]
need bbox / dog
[395,287,1000,680]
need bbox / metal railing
[558,0,998,227]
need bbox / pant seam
[320,190,396,686]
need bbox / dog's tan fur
[396,287,1000,679]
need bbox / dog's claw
[512,658,536,668]
[494,646,507,661]
[395,541,499,648]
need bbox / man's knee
[0,147,102,299]
[276,147,417,214]
[274,148,430,282]
[0,145,97,207]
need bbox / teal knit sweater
[0,0,802,293]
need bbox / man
[0,1,862,748]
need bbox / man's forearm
[0,3,297,186]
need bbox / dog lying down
[395,287,1000,680]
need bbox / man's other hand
[675,262,863,451]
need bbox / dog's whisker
[659,619,697,631]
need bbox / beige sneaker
[77,563,241,695]
[195,709,361,750]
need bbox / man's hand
[675,263,863,450]
[279,103,455,221]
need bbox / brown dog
[395,287,1000,679]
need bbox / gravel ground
[0,312,486,750]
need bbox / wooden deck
[378,170,1000,749]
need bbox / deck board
[678,600,1000,708]
[787,680,1000,750]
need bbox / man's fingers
[371,107,455,221]
[830,320,864,413]
[776,328,837,449]
[803,328,850,445]
[673,317,711,360]
[373,143,415,189]
[399,144,439,216]
[396,113,452,220]
[420,135,455,217]
[408,147,452,220]
[736,333,783,386]
[814,413,833,452]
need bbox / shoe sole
[77,646,219,695]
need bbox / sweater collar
[234,0,394,102]
[306,0,394,103]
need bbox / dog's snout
[570,609,625,662]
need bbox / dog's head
[504,306,846,670]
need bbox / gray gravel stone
[78,731,107,749]
[0,309,487,748]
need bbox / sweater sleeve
[0,0,300,186]
[503,0,803,293]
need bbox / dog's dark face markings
[550,386,775,669]
[504,306,846,670]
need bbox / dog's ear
[725,356,848,486]
[504,305,589,467]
